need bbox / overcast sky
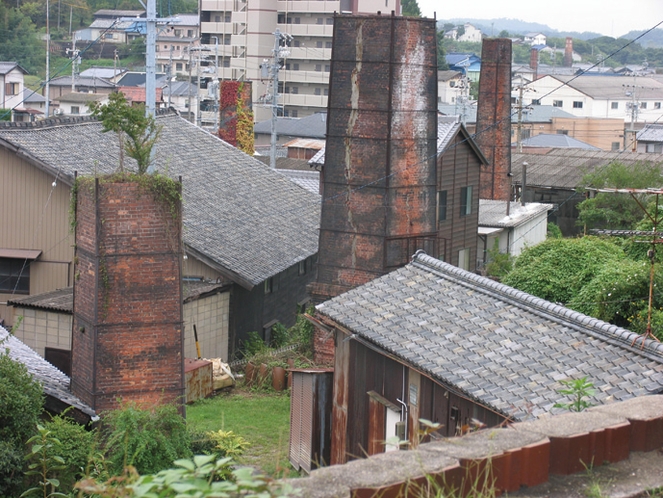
[418,0,662,38]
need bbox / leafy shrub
[503,236,625,304]
[102,403,191,476]
[484,240,512,279]
[42,413,96,490]
[206,430,250,459]
[547,222,562,239]
[188,430,218,457]
[242,331,268,358]
[0,351,43,497]
[21,424,67,498]
[270,323,289,348]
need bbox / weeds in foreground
[554,377,596,412]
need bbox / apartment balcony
[277,0,339,13]
[277,23,333,37]
[201,0,234,11]
[281,93,328,108]
[282,69,330,84]
[287,46,331,61]
[201,21,232,34]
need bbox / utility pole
[263,29,292,169]
[66,37,80,92]
[211,36,219,133]
[167,45,173,108]
[45,0,50,118]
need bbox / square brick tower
[70,176,184,414]
[309,13,438,304]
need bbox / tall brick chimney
[530,47,538,79]
[475,38,512,203]
[71,177,184,414]
[309,13,438,303]
[564,37,573,67]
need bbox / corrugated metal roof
[317,252,663,421]
[511,150,663,189]
[254,113,327,139]
[552,75,663,100]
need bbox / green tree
[502,236,625,305]
[576,161,663,231]
[0,3,43,74]
[89,92,162,174]
[436,30,449,69]
[0,351,44,497]
[400,0,421,17]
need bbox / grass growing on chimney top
[187,389,294,477]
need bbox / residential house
[445,53,482,82]
[523,75,663,132]
[313,251,663,465]
[162,80,198,121]
[0,325,97,425]
[8,280,228,375]
[199,1,401,121]
[515,133,601,151]
[0,110,320,359]
[79,66,129,83]
[443,23,482,43]
[524,32,546,46]
[14,89,46,122]
[76,9,146,44]
[437,70,468,105]
[44,75,116,100]
[509,149,663,235]
[155,14,200,78]
[52,92,107,116]
[637,124,663,153]
[0,62,28,115]
[478,199,552,264]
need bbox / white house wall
[183,290,230,361]
[511,213,549,256]
[12,308,72,357]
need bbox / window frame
[0,257,31,294]
[460,186,472,217]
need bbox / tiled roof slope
[254,113,327,139]
[511,150,663,189]
[0,325,97,421]
[0,112,320,287]
[316,252,663,421]
[637,124,663,142]
[518,133,600,149]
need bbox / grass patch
[187,388,296,478]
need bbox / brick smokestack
[475,38,512,202]
[309,13,438,303]
[71,177,184,414]
[530,47,538,79]
[564,37,573,67]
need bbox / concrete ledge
[288,396,663,497]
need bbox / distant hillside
[437,18,663,49]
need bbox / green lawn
[186,389,297,477]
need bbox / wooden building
[313,252,663,465]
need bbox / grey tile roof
[510,150,663,189]
[316,252,663,421]
[0,325,97,421]
[79,67,129,79]
[518,133,601,150]
[22,88,46,103]
[7,281,227,312]
[637,124,663,143]
[254,156,312,171]
[479,200,552,228]
[0,112,320,288]
[277,169,320,195]
[438,105,576,125]
[0,61,28,75]
[48,75,116,89]
[254,113,327,139]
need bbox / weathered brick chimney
[564,37,573,67]
[475,38,512,203]
[530,47,538,79]
[70,176,184,414]
[309,13,438,304]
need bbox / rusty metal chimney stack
[564,37,573,67]
[475,38,512,204]
[309,13,438,303]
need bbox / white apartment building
[199,0,401,121]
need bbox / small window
[0,258,30,294]
[316,41,323,48]
[291,110,298,117]
[187,29,194,37]
[315,64,322,72]
[460,186,472,216]
[291,87,298,94]
[611,102,619,109]
[294,40,300,47]
[531,99,541,105]
[316,17,323,24]
[573,101,583,108]
[4,82,18,95]
[176,62,183,71]
[324,88,329,96]
[294,17,300,24]
[437,190,447,223]
[285,63,290,70]
[640,102,647,109]
[556,129,568,135]
[225,12,231,22]
[552,100,563,107]
[315,87,321,95]
[174,29,181,36]
[298,259,307,275]
[324,64,330,72]
[105,33,113,39]
[293,63,299,71]
[71,106,80,114]
[611,142,620,151]
[325,41,332,48]
[264,277,273,294]
[326,17,333,25]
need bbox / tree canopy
[401,0,421,17]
